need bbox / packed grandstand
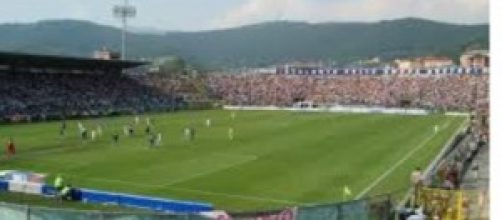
[207,73,488,111]
[0,53,489,121]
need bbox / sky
[0,0,489,31]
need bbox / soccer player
[77,122,87,140]
[81,129,88,140]
[184,127,190,140]
[190,127,196,141]
[5,138,16,159]
[90,130,96,141]
[185,127,195,141]
[343,185,352,201]
[54,175,64,192]
[112,133,119,145]
[433,125,439,133]
[96,125,103,136]
[410,167,423,205]
[228,127,234,140]
[77,122,85,132]
[59,120,66,136]
[145,124,151,135]
[134,116,140,125]
[123,125,129,136]
[77,122,82,130]
[128,126,134,136]
[155,133,162,146]
[148,134,155,147]
[206,118,212,127]
[60,184,73,201]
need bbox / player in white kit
[228,127,234,140]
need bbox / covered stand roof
[0,51,147,73]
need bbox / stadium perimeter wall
[0,180,213,214]
[402,117,469,199]
[397,117,477,219]
[223,105,432,115]
[223,105,471,117]
[0,202,212,220]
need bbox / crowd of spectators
[139,74,209,103]
[0,72,177,122]
[207,74,488,111]
[1,71,489,122]
[401,106,489,219]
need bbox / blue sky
[0,0,489,31]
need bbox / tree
[157,56,186,75]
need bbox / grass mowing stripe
[164,153,258,186]
[355,119,452,199]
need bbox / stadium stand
[0,72,179,119]
[1,52,489,123]
[207,74,488,111]
[0,52,182,122]
[0,51,490,219]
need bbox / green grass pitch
[0,110,465,211]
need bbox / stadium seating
[207,74,488,111]
[1,70,489,122]
[0,72,183,122]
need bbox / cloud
[209,0,299,29]
[211,0,489,29]
[0,0,488,31]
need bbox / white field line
[61,152,257,187]
[398,117,469,207]
[164,186,306,205]
[53,152,305,205]
[77,176,304,205]
[355,120,452,199]
[163,153,258,186]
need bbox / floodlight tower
[113,0,136,60]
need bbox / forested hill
[0,18,488,69]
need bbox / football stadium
[0,1,490,220]
[0,51,489,219]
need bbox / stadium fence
[398,117,490,219]
[224,192,402,220]
[0,192,402,220]
[294,194,395,220]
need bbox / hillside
[0,18,488,69]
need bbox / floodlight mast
[113,0,136,60]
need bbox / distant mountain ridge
[0,18,488,69]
